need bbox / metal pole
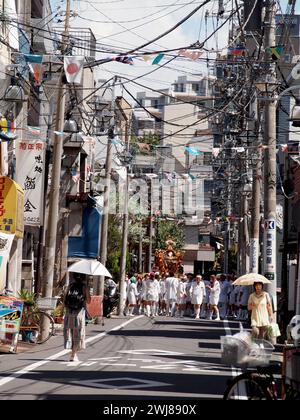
[263,0,278,313]
[43,0,71,298]
[250,111,263,274]
[148,182,153,273]
[99,77,117,297]
[118,119,131,317]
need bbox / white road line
[99,363,137,367]
[223,319,242,388]
[0,315,143,388]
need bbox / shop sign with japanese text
[16,128,46,226]
[0,177,24,238]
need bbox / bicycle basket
[221,336,274,368]
[36,297,58,310]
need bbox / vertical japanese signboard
[0,176,24,238]
[264,219,276,281]
[16,127,46,226]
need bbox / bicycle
[223,363,281,400]
[222,338,300,400]
[20,298,57,345]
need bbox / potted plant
[52,304,64,324]
[17,290,37,343]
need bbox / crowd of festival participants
[105,272,251,321]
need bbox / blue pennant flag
[185,147,201,156]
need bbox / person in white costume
[165,272,179,317]
[159,276,167,315]
[190,275,206,319]
[238,285,251,321]
[218,274,231,319]
[185,274,194,317]
[228,278,236,317]
[126,277,138,316]
[152,274,161,317]
[200,278,211,318]
[143,272,160,317]
[177,275,187,318]
[207,275,221,320]
[136,275,144,315]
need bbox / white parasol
[67,259,112,278]
[233,273,272,286]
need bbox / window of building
[192,83,199,92]
[31,0,44,19]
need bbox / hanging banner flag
[26,126,41,135]
[16,127,46,227]
[115,56,134,65]
[24,54,44,86]
[152,54,165,65]
[185,146,201,156]
[72,169,80,184]
[267,46,284,61]
[212,148,220,158]
[64,56,85,84]
[280,144,289,153]
[228,47,246,56]
[143,55,152,62]
[179,49,203,61]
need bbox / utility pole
[250,105,263,274]
[42,0,71,337]
[147,182,154,273]
[118,115,131,317]
[99,76,117,298]
[263,0,278,313]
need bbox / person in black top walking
[63,275,91,362]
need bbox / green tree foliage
[156,220,185,251]
[106,215,122,281]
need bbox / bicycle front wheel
[224,374,273,400]
[32,311,55,344]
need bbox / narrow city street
[0,316,246,400]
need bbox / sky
[49,0,300,96]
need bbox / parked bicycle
[221,334,300,400]
[20,297,57,345]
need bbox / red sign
[86,296,103,318]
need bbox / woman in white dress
[207,275,221,320]
[190,275,206,319]
[126,277,138,316]
[248,282,273,339]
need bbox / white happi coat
[219,280,231,304]
[190,281,206,305]
[159,280,166,300]
[209,280,221,306]
[165,277,179,301]
[143,279,160,302]
[177,281,187,305]
[127,282,138,305]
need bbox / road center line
[0,316,143,388]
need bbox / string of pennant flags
[11,43,289,88]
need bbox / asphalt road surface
[0,316,245,401]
